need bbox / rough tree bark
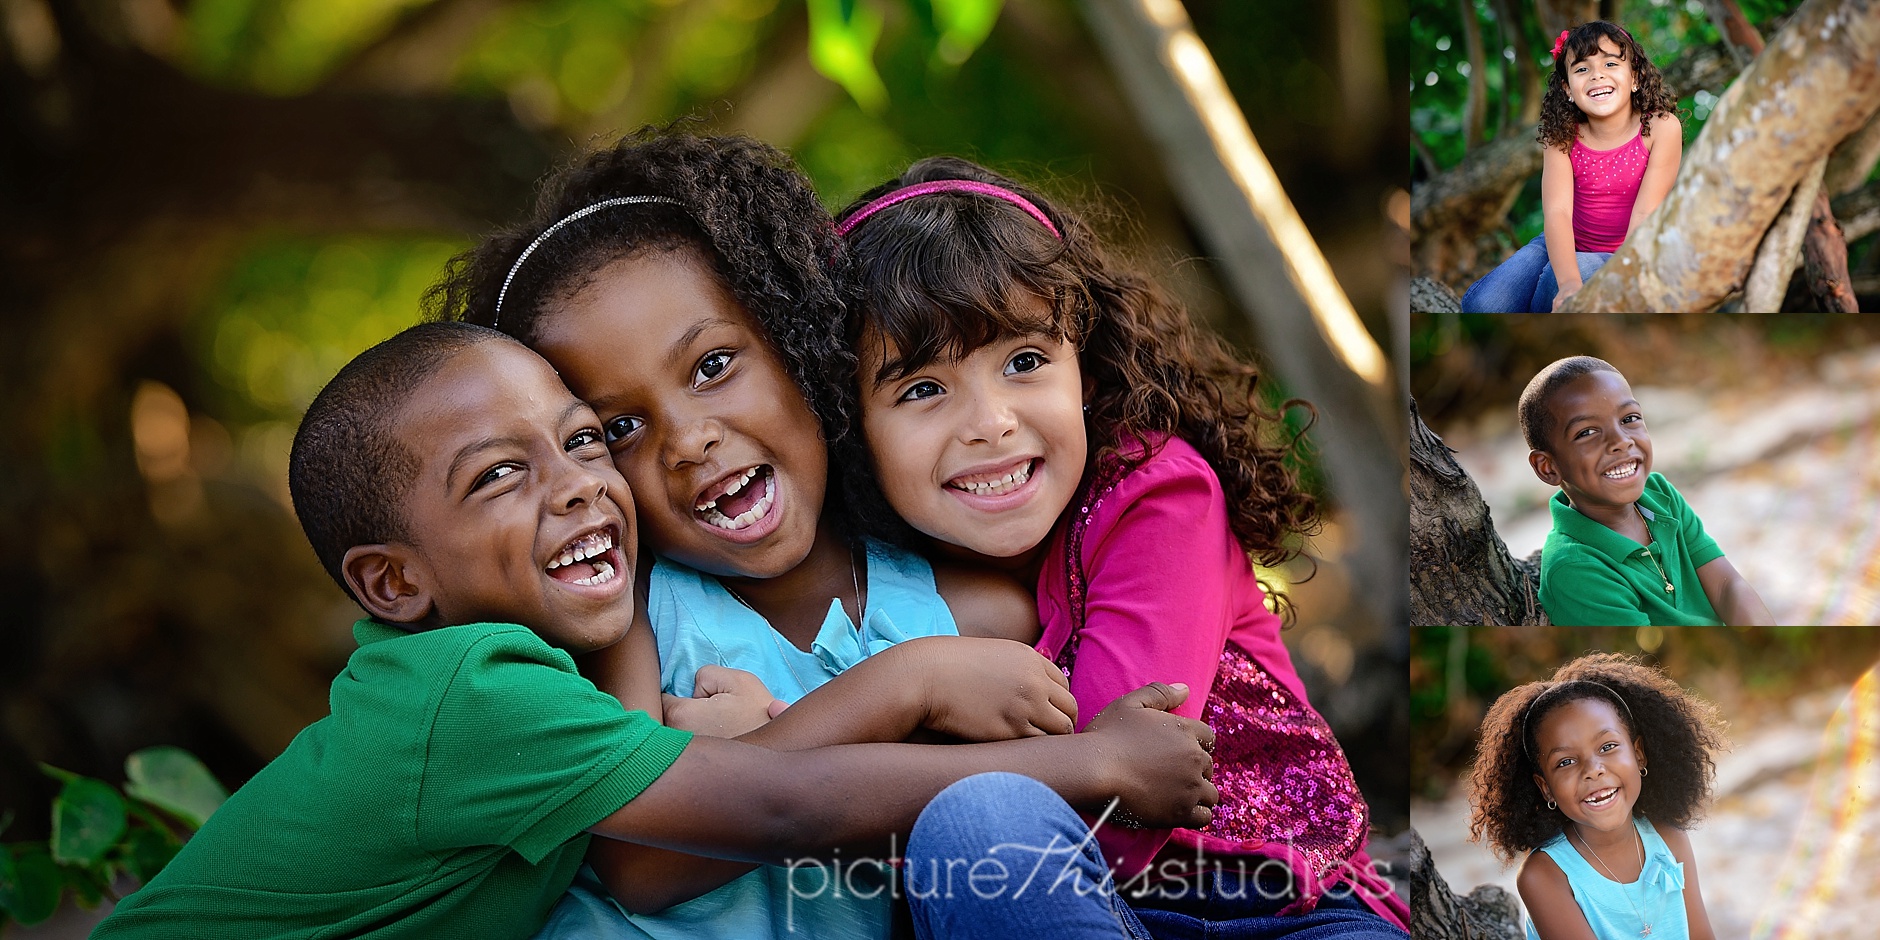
[1409,828,1524,940]
[1741,158,1826,312]
[1560,0,1880,313]
[1803,184,1861,310]
[1412,135,1545,284]
[1409,400,1549,627]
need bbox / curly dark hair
[1467,652,1728,863]
[832,157,1318,585]
[1537,21,1680,154]
[424,128,857,516]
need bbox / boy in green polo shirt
[93,322,1218,939]
[1520,355,1774,626]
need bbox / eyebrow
[1545,727,1623,757]
[1563,399,1640,430]
[444,400,592,488]
[666,317,738,361]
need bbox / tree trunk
[1412,134,1546,287]
[1409,400,1549,627]
[1741,158,1826,313]
[1824,108,1880,197]
[1803,190,1861,311]
[1834,178,1880,242]
[1704,0,1763,67]
[1409,828,1524,940]
[1460,0,1489,150]
[1492,0,1543,130]
[1560,0,1880,312]
[1533,0,1597,40]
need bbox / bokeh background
[1,0,1412,926]
[1412,626,1880,938]
[1412,313,1880,625]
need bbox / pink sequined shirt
[1034,436,1407,927]
[1570,129,1649,252]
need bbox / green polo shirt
[95,620,692,939]
[1538,472,1724,626]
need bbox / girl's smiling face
[531,248,828,580]
[1566,37,1638,121]
[859,296,1087,568]
[1531,696,1647,835]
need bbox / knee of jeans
[910,773,1070,851]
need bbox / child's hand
[662,665,786,738]
[1083,682,1219,830]
[906,636,1078,741]
[1552,284,1581,311]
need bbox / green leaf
[807,0,889,112]
[125,747,228,830]
[0,847,63,925]
[51,778,127,866]
[64,861,106,908]
[931,0,1002,68]
[120,826,181,885]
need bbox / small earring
[1641,767,1648,777]
[1082,404,1090,413]
[1547,799,1557,810]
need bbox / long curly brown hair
[1467,652,1728,863]
[1537,21,1680,153]
[832,157,1318,591]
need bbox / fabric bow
[812,604,910,674]
[1552,29,1570,59]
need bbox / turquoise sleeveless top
[1524,817,1690,940]
[535,539,960,940]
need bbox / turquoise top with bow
[532,539,959,940]
[650,538,960,702]
[1525,816,1690,940]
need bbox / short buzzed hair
[1518,356,1622,453]
[288,322,508,602]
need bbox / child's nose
[958,394,1019,444]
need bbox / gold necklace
[1571,822,1653,936]
[1635,503,1673,594]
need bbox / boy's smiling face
[1529,369,1652,511]
[352,340,636,652]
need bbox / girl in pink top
[836,158,1409,938]
[1460,21,1680,313]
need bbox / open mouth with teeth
[694,465,776,531]
[1602,458,1642,481]
[1582,786,1622,808]
[1586,85,1616,101]
[545,527,622,587]
[946,459,1037,499]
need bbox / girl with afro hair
[1461,21,1682,312]
[1469,652,1726,940]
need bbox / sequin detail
[1570,130,1648,252]
[1053,454,1369,883]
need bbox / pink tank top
[1570,130,1649,252]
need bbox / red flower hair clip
[1551,29,1570,59]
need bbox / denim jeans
[1460,234,1612,313]
[905,773,1408,940]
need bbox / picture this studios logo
[778,800,1393,930]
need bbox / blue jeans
[1460,234,1612,313]
[905,773,1408,940]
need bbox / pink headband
[836,179,1062,239]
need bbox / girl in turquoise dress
[1466,653,1726,940]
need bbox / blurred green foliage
[1409,627,1880,799]
[1,748,226,928]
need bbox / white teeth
[702,474,775,531]
[572,560,616,586]
[546,532,614,570]
[1603,460,1639,479]
[695,467,761,512]
[953,462,1033,495]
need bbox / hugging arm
[1658,824,1716,940]
[1694,557,1773,626]
[1516,852,1599,940]
[932,563,1043,644]
[590,636,1082,913]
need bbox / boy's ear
[1529,448,1563,487]
[341,544,435,624]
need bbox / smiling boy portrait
[1519,356,1774,627]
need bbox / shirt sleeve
[1659,479,1724,569]
[419,632,692,863]
[1539,559,1652,626]
[1068,449,1239,869]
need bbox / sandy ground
[1412,681,1871,938]
[1434,345,1880,626]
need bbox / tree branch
[1741,158,1825,312]
[1459,0,1487,150]
[1409,399,1548,627]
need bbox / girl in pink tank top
[1538,21,1682,308]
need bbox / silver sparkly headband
[493,195,685,327]
[1521,680,1637,767]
